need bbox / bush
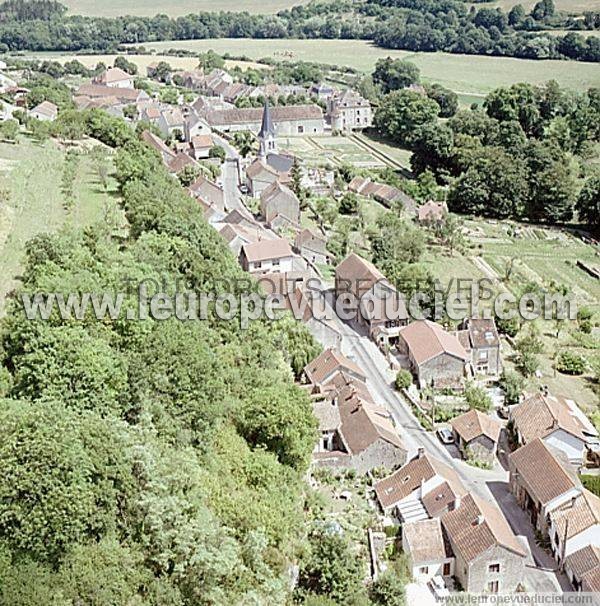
[464,383,492,412]
[499,370,524,405]
[556,351,586,375]
[581,474,600,497]
[395,369,413,391]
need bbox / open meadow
[61,0,307,17]
[140,39,600,94]
[470,0,600,12]
[0,138,121,315]
[22,52,266,73]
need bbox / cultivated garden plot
[278,135,385,169]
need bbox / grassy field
[61,0,307,17]
[471,0,600,12]
[0,138,121,315]
[23,52,266,73]
[140,39,600,94]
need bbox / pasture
[61,0,308,17]
[140,39,600,94]
[0,138,121,315]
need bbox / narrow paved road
[314,283,568,594]
[215,140,569,594]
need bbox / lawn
[61,0,308,17]
[0,137,121,315]
[140,39,600,94]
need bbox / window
[443,562,451,576]
[254,261,262,269]
[487,581,499,593]
[297,125,304,134]
[272,259,280,267]
[418,566,429,575]
[488,563,500,573]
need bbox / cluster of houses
[175,67,373,133]
[303,347,409,474]
[372,387,600,594]
[509,438,600,592]
[334,251,502,388]
[373,449,527,594]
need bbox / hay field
[140,39,600,93]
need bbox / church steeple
[258,100,276,158]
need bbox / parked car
[436,427,454,445]
[429,575,450,599]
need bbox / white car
[436,428,454,445]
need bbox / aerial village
[0,53,598,604]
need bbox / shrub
[555,351,586,375]
[395,369,413,391]
[499,370,524,405]
[464,383,492,412]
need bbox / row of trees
[0,0,597,62]
[374,77,600,227]
[0,108,328,604]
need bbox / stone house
[509,438,583,536]
[259,181,301,230]
[326,89,372,132]
[396,320,470,389]
[335,252,408,348]
[564,545,600,592]
[188,175,225,213]
[158,108,185,139]
[93,67,134,89]
[417,200,448,225]
[205,105,324,136]
[184,112,211,142]
[510,390,598,470]
[188,134,214,160]
[245,159,280,198]
[456,317,502,377]
[29,100,58,121]
[141,130,177,165]
[295,228,330,266]
[451,409,502,465]
[239,238,296,274]
[441,494,526,593]
[548,489,600,568]
[303,348,366,395]
[402,518,455,583]
[312,383,407,475]
[373,450,466,522]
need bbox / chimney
[476,514,485,526]
[418,447,425,458]
[570,495,578,508]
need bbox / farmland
[140,39,600,94]
[22,52,265,73]
[0,138,121,315]
[61,0,308,17]
[472,0,600,12]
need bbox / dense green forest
[371,59,600,226]
[0,0,599,61]
[0,109,327,604]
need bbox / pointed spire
[259,99,275,139]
